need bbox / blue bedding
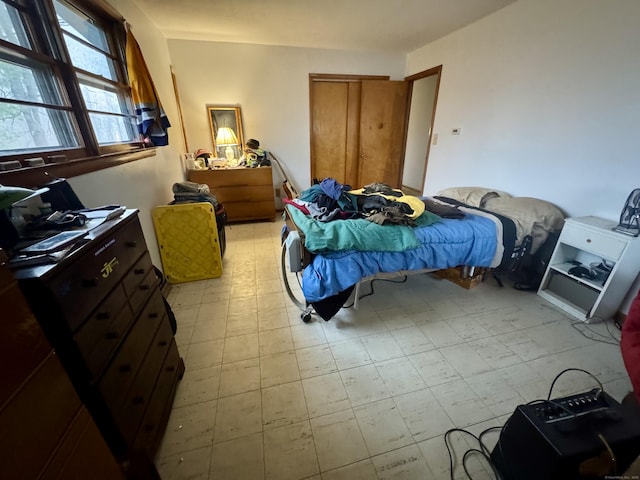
[299,213,498,302]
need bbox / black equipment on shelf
[613,188,640,237]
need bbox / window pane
[63,32,116,80]
[0,58,64,105]
[88,112,136,145]
[0,103,79,152]
[0,2,31,48]
[80,82,128,114]
[54,0,108,52]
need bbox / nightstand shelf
[538,216,640,323]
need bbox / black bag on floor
[154,266,177,334]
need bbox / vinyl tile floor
[155,220,632,480]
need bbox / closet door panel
[358,80,409,188]
[310,81,349,184]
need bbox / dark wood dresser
[0,249,126,480]
[11,210,185,468]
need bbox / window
[0,0,152,187]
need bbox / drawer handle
[158,340,168,347]
[105,331,118,340]
[118,364,132,373]
[149,312,159,319]
[96,312,110,320]
[140,284,150,291]
[82,279,98,287]
[166,365,175,372]
[586,238,592,243]
[143,424,154,433]
[132,396,145,405]
[125,241,137,247]
[134,268,145,275]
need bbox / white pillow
[436,186,512,208]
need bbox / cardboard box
[434,266,486,289]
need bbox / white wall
[407,0,640,222]
[167,40,405,195]
[68,1,186,268]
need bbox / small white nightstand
[537,216,640,322]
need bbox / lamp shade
[0,185,49,210]
[215,127,238,146]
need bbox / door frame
[402,65,442,195]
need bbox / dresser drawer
[214,185,274,203]
[561,224,626,260]
[225,200,276,221]
[98,291,165,406]
[0,282,51,407]
[133,340,183,456]
[74,283,133,379]
[0,352,82,480]
[39,407,125,480]
[124,255,157,314]
[190,166,273,188]
[115,318,173,445]
[49,218,147,332]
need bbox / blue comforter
[300,213,498,302]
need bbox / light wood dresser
[188,167,275,222]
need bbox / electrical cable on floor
[342,276,408,309]
[571,322,620,346]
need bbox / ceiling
[131,0,517,54]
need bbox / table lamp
[216,127,239,164]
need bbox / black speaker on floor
[491,389,640,479]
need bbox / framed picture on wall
[207,105,244,163]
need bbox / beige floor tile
[218,358,260,397]
[191,317,226,343]
[408,350,460,387]
[258,307,291,331]
[291,321,328,349]
[261,350,300,388]
[390,326,436,355]
[330,338,372,370]
[260,326,294,356]
[213,390,262,443]
[185,339,225,370]
[419,320,465,348]
[228,295,258,316]
[361,332,405,363]
[393,388,454,442]
[439,343,494,378]
[258,291,287,312]
[262,381,309,430]
[225,311,258,337]
[210,432,264,480]
[340,364,390,407]
[222,332,259,363]
[376,357,426,396]
[264,421,319,480]
[371,444,435,480]
[310,409,369,472]
[172,364,221,408]
[320,459,378,480]
[156,446,212,480]
[296,345,339,378]
[302,372,351,418]
[353,398,413,456]
[430,379,494,427]
[157,400,217,458]
[197,301,229,323]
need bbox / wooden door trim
[310,73,389,83]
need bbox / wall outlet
[451,128,461,135]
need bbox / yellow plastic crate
[152,202,223,283]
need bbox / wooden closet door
[310,80,361,186]
[358,80,409,188]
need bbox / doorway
[401,66,442,196]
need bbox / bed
[281,183,565,322]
